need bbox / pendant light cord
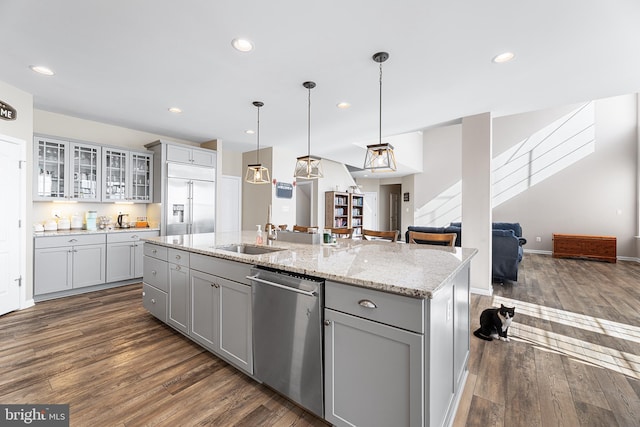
[379,61,383,145]
[256,105,260,164]
[307,87,311,157]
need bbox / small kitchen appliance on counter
[85,211,97,231]
[117,213,130,228]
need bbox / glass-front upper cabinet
[33,136,101,202]
[130,152,152,202]
[102,148,153,203]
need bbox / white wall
[0,80,34,302]
[409,94,639,259]
[242,147,272,231]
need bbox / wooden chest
[552,234,616,263]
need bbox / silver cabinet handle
[131,235,138,239]
[175,254,181,260]
[175,265,181,271]
[68,238,77,243]
[213,283,220,288]
[324,320,331,326]
[142,291,146,296]
[358,299,377,309]
[152,249,157,254]
[151,270,157,276]
[151,298,156,304]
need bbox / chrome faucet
[266,224,277,245]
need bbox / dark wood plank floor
[0,285,328,427]
[1,254,639,426]
[454,254,640,427]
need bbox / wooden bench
[552,234,616,263]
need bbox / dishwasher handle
[246,274,318,297]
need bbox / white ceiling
[1,1,639,176]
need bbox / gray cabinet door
[189,270,253,375]
[34,247,72,294]
[324,308,424,427]
[133,242,145,278]
[217,276,252,375]
[190,148,216,167]
[168,263,189,334]
[190,270,217,350]
[106,242,134,282]
[72,243,106,288]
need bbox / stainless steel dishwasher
[247,267,325,417]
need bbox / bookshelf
[325,191,364,237]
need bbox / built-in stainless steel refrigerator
[166,162,215,235]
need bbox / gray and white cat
[473,304,515,342]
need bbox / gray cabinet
[102,148,153,202]
[166,143,216,167]
[34,234,106,296]
[167,248,190,334]
[190,254,253,374]
[324,281,424,427]
[142,243,169,322]
[34,136,102,202]
[106,230,159,282]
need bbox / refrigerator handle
[188,180,193,234]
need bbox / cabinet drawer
[142,283,167,322]
[35,233,106,249]
[190,253,252,284]
[143,255,168,292]
[168,248,189,267]
[325,281,424,334]
[144,243,167,260]
[107,230,159,243]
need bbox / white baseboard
[523,249,552,255]
[524,249,640,263]
[471,286,493,296]
[21,299,35,310]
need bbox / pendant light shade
[364,52,397,172]
[294,81,323,179]
[246,101,271,184]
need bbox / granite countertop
[34,227,160,237]
[144,231,477,299]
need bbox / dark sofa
[406,222,526,282]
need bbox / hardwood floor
[0,285,328,427]
[454,253,640,427]
[1,254,639,426]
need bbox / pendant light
[294,81,323,179]
[363,51,397,172]
[245,101,271,184]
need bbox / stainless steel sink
[215,244,286,255]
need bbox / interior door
[0,136,23,315]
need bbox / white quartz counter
[144,231,477,299]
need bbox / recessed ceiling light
[30,65,55,76]
[231,38,254,52]
[337,102,351,109]
[168,107,182,114]
[245,129,255,135]
[492,52,515,63]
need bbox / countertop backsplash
[32,201,158,231]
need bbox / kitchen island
[142,231,476,427]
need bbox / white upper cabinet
[34,136,102,202]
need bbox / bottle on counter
[256,225,263,245]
